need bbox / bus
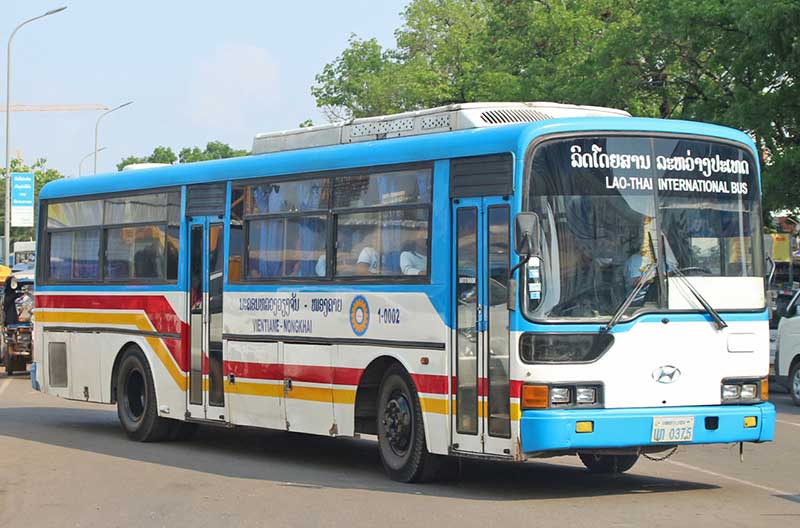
[33,102,775,482]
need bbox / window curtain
[49,232,73,280]
[295,181,324,276]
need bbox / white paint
[0,378,11,397]
[776,419,800,428]
[520,319,769,408]
[668,460,796,497]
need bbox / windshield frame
[520,130,765,325]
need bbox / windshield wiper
[602,263,656,333]
[661,234,727,330]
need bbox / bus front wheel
[115,347,171,442]
[579,453,639,474]
[377,364,442,482]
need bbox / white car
[775,290,800,405]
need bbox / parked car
[0,271,34,375]
[775,289,800,405]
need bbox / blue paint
[520,402,775,453]
[39,117,758,201]
[36,117,763,335]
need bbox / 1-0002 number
[378,308,401,324]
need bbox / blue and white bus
[34,102,775,482]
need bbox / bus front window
[526,135,763,322]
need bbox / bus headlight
[722,384,741,400]
[522,383,603,409]
[576,386,597,404]
[550,387,571,404]
[740,384,758,400]
[721,378,768,403]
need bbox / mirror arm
[509,252,529,280]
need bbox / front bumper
[520,403,775,453]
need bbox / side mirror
[514,212,541,257]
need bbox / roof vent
[480,108,550,125]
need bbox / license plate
[651,416,694,443]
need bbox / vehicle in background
[11,240,35,270]
[0,270,34,375]
[775,289,800,405]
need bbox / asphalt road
[1,367,798,527]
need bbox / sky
[2,1,407,176]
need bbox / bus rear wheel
[116,347,171,442]
[377,364,442,483]
[579,453,639,474]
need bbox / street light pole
[94,101,132,175]
[78,147,106,177]
[4,6,67,263]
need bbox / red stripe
[410,373,451,395]
[225,360,284,381]
[224,361,363,386]
[37,294,188,371]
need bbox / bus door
[186,217,227,421]
[451,196,513,456]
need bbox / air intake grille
[48,342,68,388]
[187,184,226,217]
[480,109,550,125]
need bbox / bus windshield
[526,135,763,322]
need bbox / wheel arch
[353,354,426,435]
[110,341,146,404]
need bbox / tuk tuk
[1,271,34,375]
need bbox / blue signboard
[11,172,34,227]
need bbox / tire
[377,364,442,483]
[579,453,639,474]
[115,347,171,442]
[790,361,800,406]
[168,420,199,442]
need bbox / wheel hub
[382,391,412,455]
[793,369,800,399]
[124,369,146,421]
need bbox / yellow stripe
[37,310,186,391]
[225,380,356,404]
[226,380,283,398]
[420,397,449,415]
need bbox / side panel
[225,340,285,428]
[35,291,189,422]
[68,333,103,402]
[283,342,336,435]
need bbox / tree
[116,146,177,171]
[118,141,247,171]
[312,0,800,212]
[179,141,248,163]
[0,158,63,249]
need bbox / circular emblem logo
[349,295,370,336]
[652,365,681,384]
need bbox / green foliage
[0,158,63,246]
[313,0,800,212]
[116,146,176,171]
[298,119,314,128]
[118,141,247,171]
[179,141,248,163]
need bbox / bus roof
[39,116,757,201]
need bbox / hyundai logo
[652,365,681,384]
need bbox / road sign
[11,172,34,227]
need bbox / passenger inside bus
[400,229,427,275]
